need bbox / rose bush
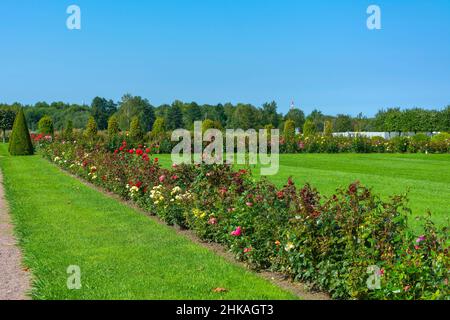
[40,136,449,300]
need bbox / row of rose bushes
[40,139,449,300]
[145,133,450,154]
[36,129,450,155]
[282,133,450,154]
[140,133,450,155]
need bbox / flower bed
[41,139,449,300]
[137,132,450,154]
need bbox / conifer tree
[8,108,33,156]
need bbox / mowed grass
[157,153,450,229]
[0,144,295,300]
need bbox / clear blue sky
[1,0,449,116]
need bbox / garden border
[52,161,330,300]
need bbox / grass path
[157,153,450,228]
[0,144,295,300]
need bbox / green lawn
[157,153,450,229]
[0,144,295,300]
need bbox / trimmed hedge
[8,109,34,156]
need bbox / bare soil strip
[0,171,31,300]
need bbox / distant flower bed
[281,133,450,154]
[30,133,52,145]
[137,132,450,154]
[41,139,449,300]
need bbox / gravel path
[0,171,31,300]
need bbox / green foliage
[64,120,74,140]
[129,116,144,143]
[91,97,117,130]
[408,134,430,153]
[334,114,353,132]
[183,102,202,129]
[107,115,120,137]
[151,117,166,140]
[0,108,16,143]
[115,94,155,131]
[306,109,326,132]
[283,120,296,153]
[352,136,372,153]
[231,104,261,130]
[390,136,409,153]
[303,120,316,136]
[38,115,54,135]
[439,106,450,132]
[8,109,33,156]
[166,102,184,130]
[283,120,296,141]
[1,99,448,138]
[84,116,98,140]
[431,132,450,143]
[384,108,403,134]
[323,120,333,136]
[202,119,222,133]
[22,102,91,131]
[285,108,305,130]
[262,101,282,128]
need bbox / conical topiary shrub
[8,109,34,156]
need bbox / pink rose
[231,226,242,237]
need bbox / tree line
[1,95,449,135]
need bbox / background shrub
[150,117,166,140]
[390,136,409,153]
[38,115,54,135]
[431,132,450,143]
[108,115,120,138]
[84,116,98,140]
[323,120,333,137]
[64,120,74,140]
[0,108,16,143]
[303,120,316,137]
[129,116,144,143]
